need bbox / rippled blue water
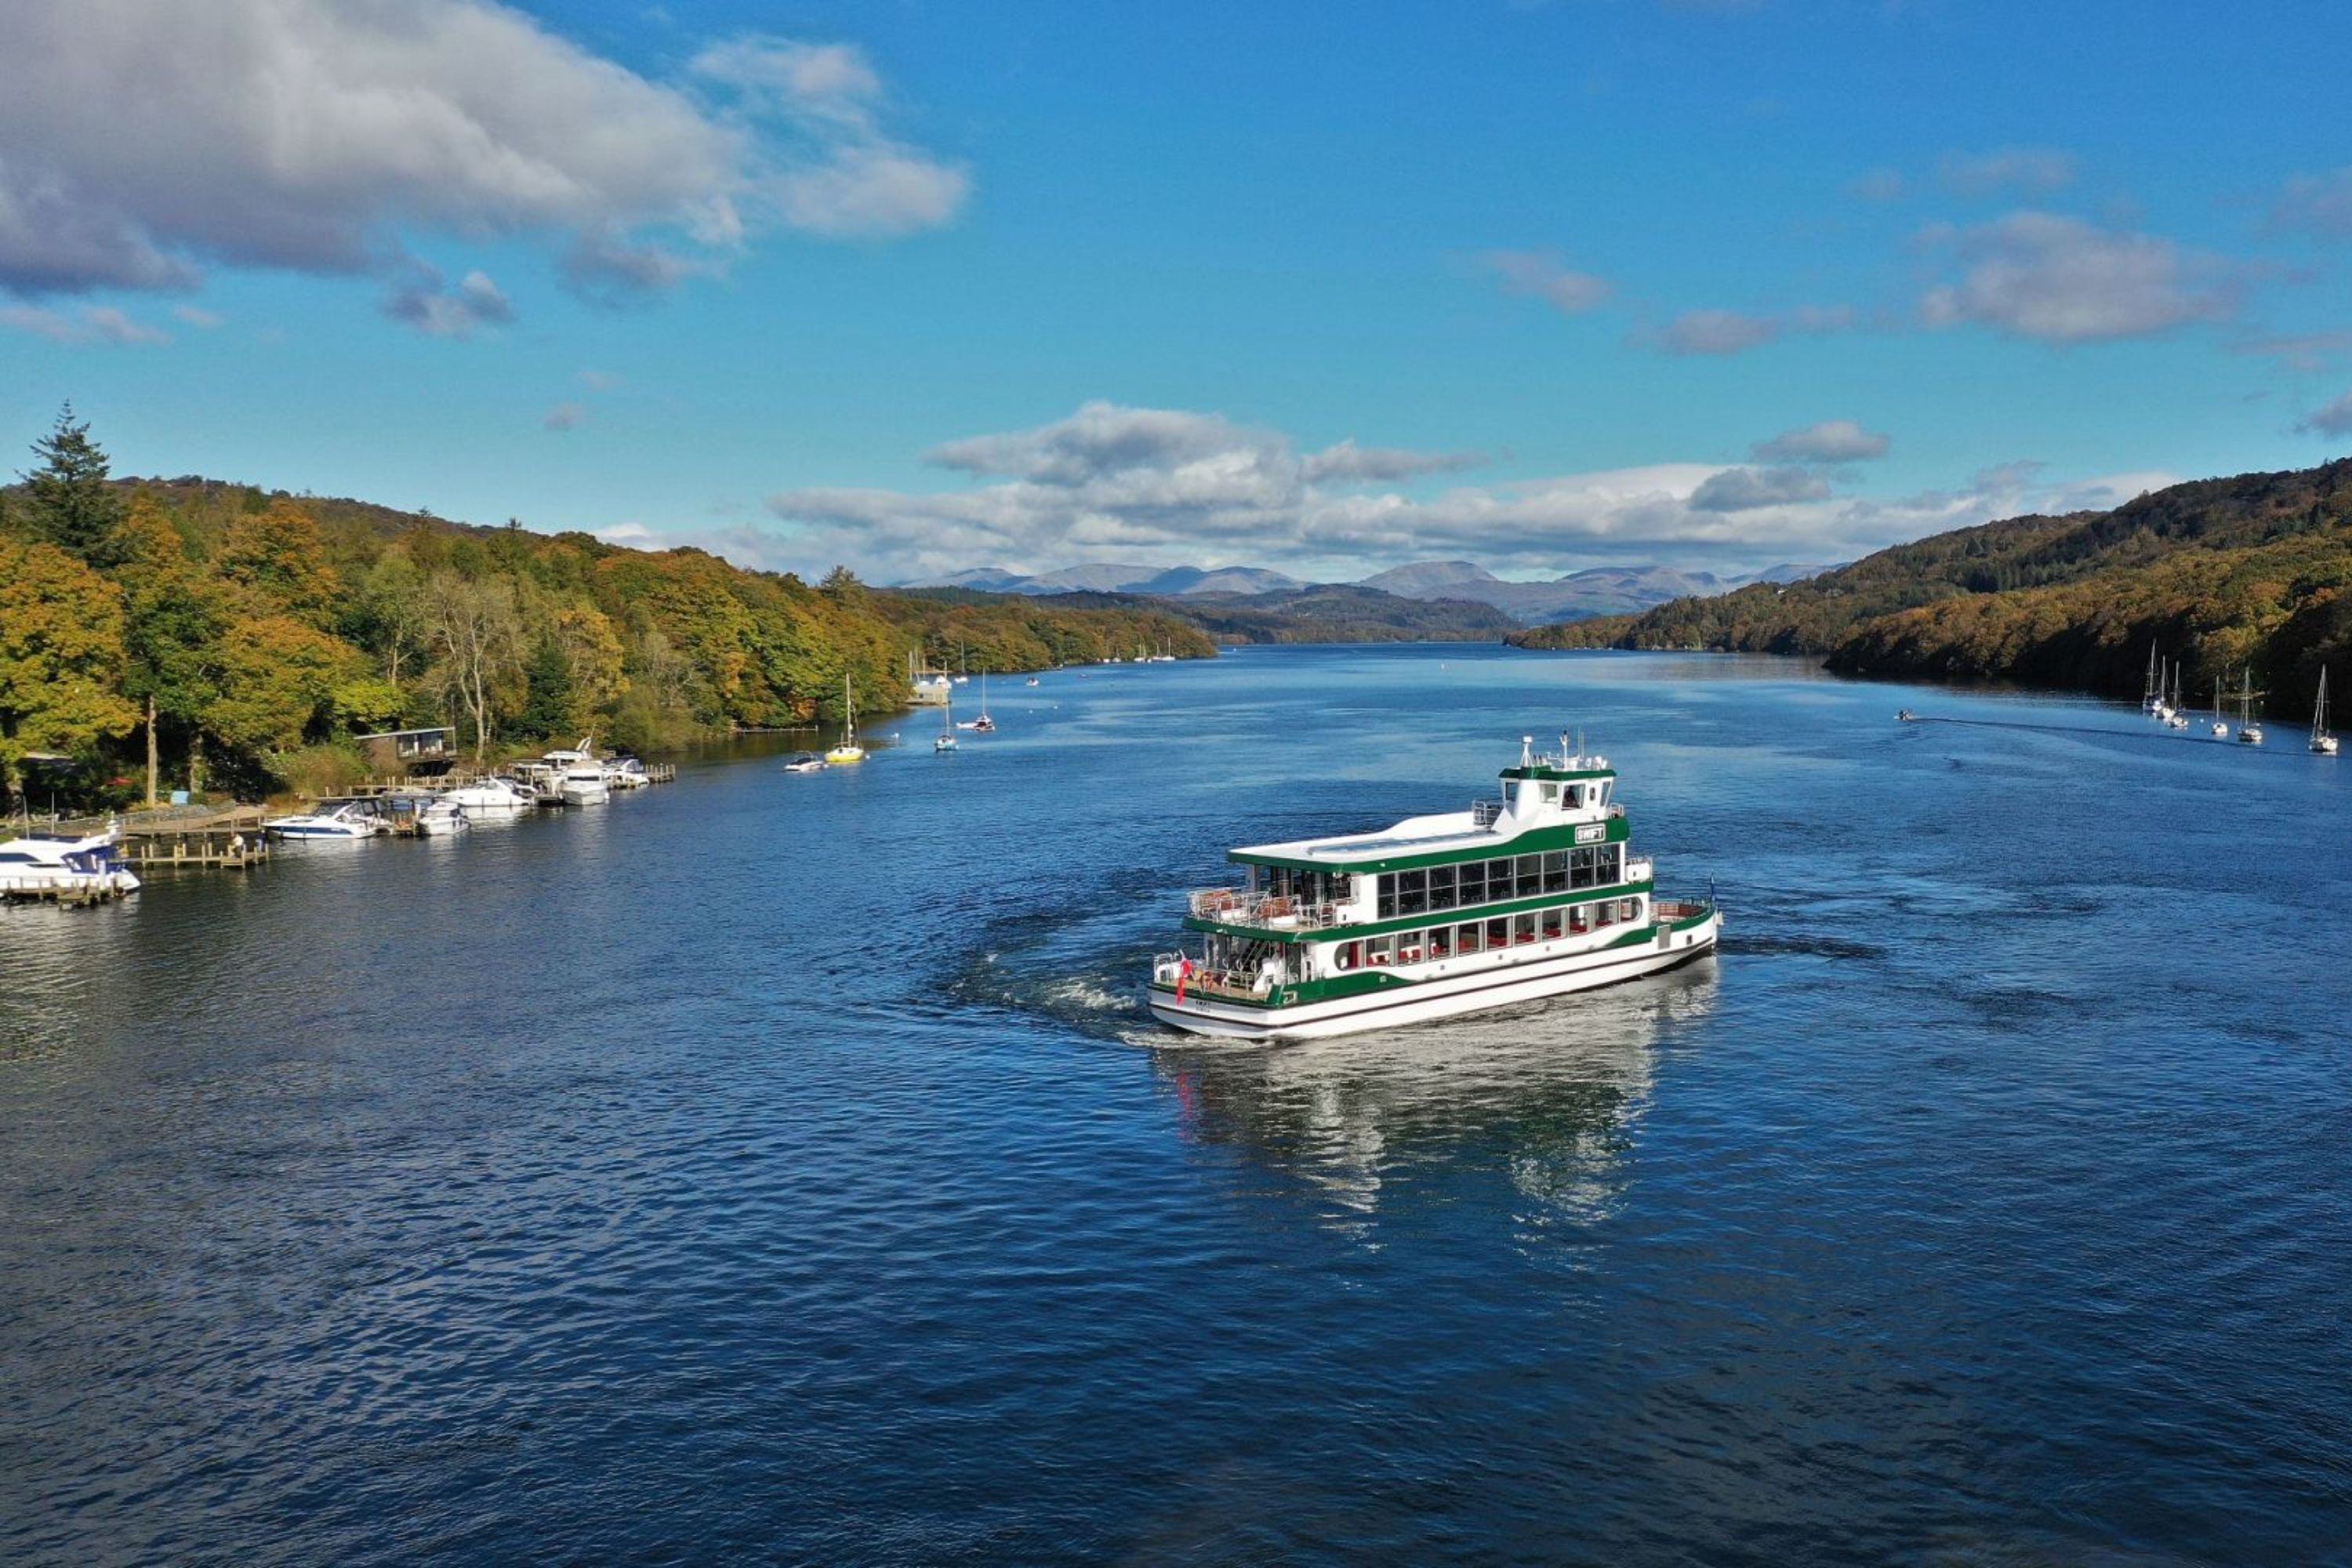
[4,644,2350,1564]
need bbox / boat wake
[1719,933,1882,961]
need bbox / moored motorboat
[442,775,535,813]
[265,799,383,839]
[783,751,828,773]
[0,830,142,895]
[1146,733,1719,1040]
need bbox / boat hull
[1149,912,1720,1040]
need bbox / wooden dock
[115,805,273,871]
[0,879,131,907]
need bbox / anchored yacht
[0,830,142,895]
[1147,735,1720,1040]
[264,799,383,839]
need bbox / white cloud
[383,267,512,337]
[0,2,964,315]
[2298,391,2352,437]
[1653,303,1853,357]
[578,368,625,390]
[172,303,224,329]
[1919,212,2236,344]
[1938,147,2076,196]
[1482,250,1613,314]
[544,401,586,431]
[1,300,167,343]
[719,401,2169,583]
[1751,419,1891,463]
[2269,168,2352,238]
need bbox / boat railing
[1185,888,1343,929]
[1471,798,1504,829]
[1152,951,1274,999]
[1653,897,1713,922]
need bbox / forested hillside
[1510,458,2352,715]
[0,412,1211,810]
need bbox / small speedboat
[784,752,829,774]
[0,830,141,895]
[1025,677,1040,687]
[1896,709,1916,722]
[266,800,383,839]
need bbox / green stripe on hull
[1152,922,1664,1008]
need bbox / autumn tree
[113,492,229,804]
[0,539,139,811]
[220,499,341,628]
[20,404,128,567]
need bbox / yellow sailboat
[825,673,867,764]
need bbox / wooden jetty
[1,879,130,907]
[115,804,272,871]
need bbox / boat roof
[1232,746,1620,873]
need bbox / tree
[205,616,369,760]
[515,633,576,739]
[0,539,139,811]
[114,492,228,804]
[20,404,128,567]
[220,499,340,627]
[358,550,434,684]
[426,572,523,763]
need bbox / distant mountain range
[911,558,1835,625]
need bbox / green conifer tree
[21,404,128,568]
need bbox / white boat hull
[1150,912,1721,1040]
[560,782,609,806]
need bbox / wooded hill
[0,412,1213,810]
[1508,457,2352,717]
[1029,582,1518,643]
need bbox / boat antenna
[1521,735,1534,767]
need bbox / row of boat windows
[1375,845,1623,919]
[1334,898,1646,971]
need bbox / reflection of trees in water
[1153,965,1718,1229]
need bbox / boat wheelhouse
[1147,735,1721,1040]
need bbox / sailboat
[2313,668,2339,756]
[2211,679,2230,738]
[935,692,958,753]
[2165,661,2190,728]
[825,673,867,764]
[2141,640,2164,717]
[2236,670,2264,746]
[962,668,996,732]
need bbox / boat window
[1565,785,1583,808]
[1541,908,1565,939]
[1428,927,1452,959]
[1570,906,1588,934]
[1539,782,1559,805]
[1426,863,1455,912]
[1595,901,1614,927]
[1453,921,1478,953]
[1486,917,1508,949]
[1367,935,1396,966]
[1455,862,1484,906]
[1599,844,1621,884]
[1623,898,1640,923]
[1541,851,1568,893]
[1513,913,1536,945]
[1376,877,1396,920]
[1515,855,1541,898]
[1396,868,1427,916]
[1336,942,1359,971]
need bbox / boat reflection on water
[1149,962,1717,1232]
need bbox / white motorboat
[558,764,610,806]
[604,757,652,789]
[442,775,536,813]
[783,751,828,774]
[265,799,383,839]
[0,830,141,895]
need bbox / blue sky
[5,0,2351,582]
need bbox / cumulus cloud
[1653,303,1853,356]
[1482,250,1613,314]
[2269,168,2352,238]
[1938,147,2076,196]
[1689,466,1831,511]
[0,2,964,319]
[1751,419,1891,463]
[383,267,513,338]
[544,401,586,431]
[2298,391,2352,437]
[726,401,2167,583]
[1919,212,2236,344]
[1,301,168,343]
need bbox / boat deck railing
[1185,889,1344,929]
[1653,897,1715,923]
[1152,952,1276,1000]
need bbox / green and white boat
[1148,735,1722,1040]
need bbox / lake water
[4,643,2349,1564]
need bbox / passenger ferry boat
[1148,735,1721,1040]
